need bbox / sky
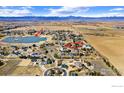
[0,6,124,17]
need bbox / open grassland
[85,36,124,75]
[10,66,43,76]
[77,22,124,75]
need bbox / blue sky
[0,6,124,17]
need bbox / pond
[1,36,47,43]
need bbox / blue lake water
[1,36,47,43]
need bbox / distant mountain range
[0,16,124,22]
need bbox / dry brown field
[75,22,124,75]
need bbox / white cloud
[0,6,124,17]
[45,6,124,17]
[45,6,89,16]
[0,7,32,16]
[21,6,33,9]
[110,8,124,11]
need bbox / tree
[54,53,61,59]
[47,58,52,64]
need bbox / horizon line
[0,16,124,18]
